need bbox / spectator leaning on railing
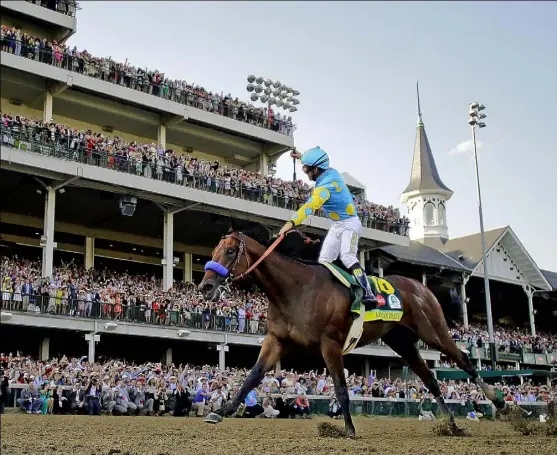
[0,25,293,136]
[0,112,410,235]
[25,1,78,17]
[1,255,270,335]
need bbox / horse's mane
[228,223,322,264]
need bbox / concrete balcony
[1,0,77,42]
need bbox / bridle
[203,232,285,298]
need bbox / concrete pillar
[359,250,366,271]
[85,236,95,270]
[217,343,228,371]
[88,336,95,364]
[41,187,56,278]
[158,123,166,149]
[461,274,469,329]
[522,285,536,337]
[422,271,427,286]
[43,91,53,122]
[183,252,193,283]
[39,338,50,361]
[162,211,174,291]
[259,152,269,176]
[377,258,384,278]
[164,348,172,366]
[364,358,370,378]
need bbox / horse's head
[198,231,251,302]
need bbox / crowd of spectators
[450,323,557,356]
[2,255,556,353]
[24,0,78,16]
[0,25,293,135]
[1,256,270,334]
[0,112,410,234]
[1,354,554,418]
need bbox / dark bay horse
[198,229,507,437]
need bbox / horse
[198,228,507,437]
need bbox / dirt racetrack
[1,414,556,455]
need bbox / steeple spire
[417,80,423,125]
[401,83,454,246]
[401,83,453,202]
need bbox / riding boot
[349,264,377,305]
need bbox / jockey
[279,146,377,305]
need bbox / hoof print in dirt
[433,419,470,437]
[317,422,351,439]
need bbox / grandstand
[0,1,555,383]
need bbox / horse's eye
[226,248,235,255]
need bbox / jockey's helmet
[300,146,330,171]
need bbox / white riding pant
[318,216,362,269]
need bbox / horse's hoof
[346,429,356,439]
[204,412,223,424]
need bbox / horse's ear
[228,218,238,234]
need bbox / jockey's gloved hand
[279,221,294,236]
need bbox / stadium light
[468,101,496,368]
[247,75,301,180]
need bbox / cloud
[450,139,484,156]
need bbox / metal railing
[0,36,292,135]
[0,292,422,349]
[0,126,410,235]
[4,383,550,418]
[24,0,79,17]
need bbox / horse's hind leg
[321,337,356,438]
[416,321,506,411]
[382,327,455,422]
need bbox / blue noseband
[204,261,229,277]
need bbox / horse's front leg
[321,336,356,438]
[211,335,285,420]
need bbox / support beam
[522,285,536,337]
[162,211,174,291]
[85,236,95,270]
[217,343,228,371]
[183,252,193,283]
[158,124,166,149]
[88,335,95,363]
[43,91,53,123]
[2,212,213,257]
[39,338,50,361]
[377,258,384,278]
[258,152,269,176]
[460,274,470,329]
[164,347,172,366]
[41,188,56,278]
[364,358,370,379]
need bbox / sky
[69,1,557,271]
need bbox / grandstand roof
[542,269,557,291]
[442,227,507,269]
[376,241,470,273]
[341,172,366,190]
[401,116,453,199]
[443,226,552,290]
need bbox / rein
[204,232,286,284]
